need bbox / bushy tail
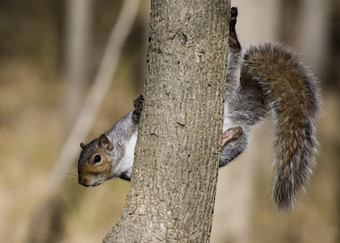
[243,43,320,212]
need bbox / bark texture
[104,1,230,242]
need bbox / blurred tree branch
[64,0,93,125]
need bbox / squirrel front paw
[132,95,144,124]
[133,95,144,114]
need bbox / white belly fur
[223,105,233,131]
[116,131,138,177]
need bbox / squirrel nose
[78,177,89,187]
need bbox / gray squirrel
[78,7,320,212]
[78,95,143,184]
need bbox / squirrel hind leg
[219,126,248,167]
[229,7,241,51]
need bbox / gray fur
[221,9,320,212]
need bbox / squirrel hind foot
[229,7,241,51]
[221,126,243,148]
[230,7,238,32]
[230,7,238,26]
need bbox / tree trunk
[104,0,230,242]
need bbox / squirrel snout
[78,176,105,187]
[78,177,90,187]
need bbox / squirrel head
[77,134,114,187]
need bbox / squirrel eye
[94,155,102,163]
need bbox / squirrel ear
[80,143,85,149]
[98,134,114,151]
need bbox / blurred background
[0,0,339,242]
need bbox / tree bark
[104,1,230,242]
